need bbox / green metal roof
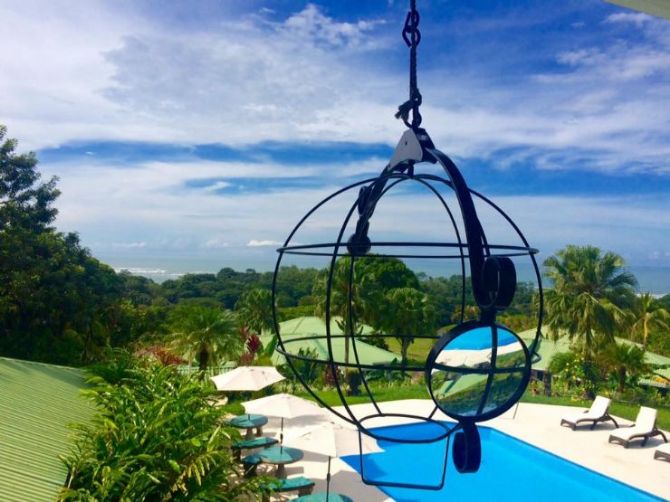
[265,316,399,366]
[520,329,670,386]
[0,357,93,502]
[606,0,670,20]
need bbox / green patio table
[292,493,353,502]
[228,413,268,440]
[258,445,304,478]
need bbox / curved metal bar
[271,175,387,426]
[279,242,538,252]
[281,250,535,259]
[328,175,411,425]
[357,413,453,443]
[324,196,365,426]
[346,253,381,414]
[469,188,545,357]
[425,147,490,310]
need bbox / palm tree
[626,293,670,350]
[313,257,366,365]
[599,342,649,393]
[169,305,243,373]
[235,288,274,336]
[544,245,637,359]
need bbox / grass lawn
[385,336,440,362]
[294,383,430,407]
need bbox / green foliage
[626,292,670,349]
[280,347,320,391]
[169,305,244,372]
[0,124,59,231]
[548,350,599,396]
[598,342,650,393]
[544,245,637,358]
[235,288,274,335]
[59,359,263,501]
[312,256,421,364]
[378,287,437,366]
[160,266,318,309]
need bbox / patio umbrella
[285,421,382,501]
[210,366,284,392]
[242,393,324,445]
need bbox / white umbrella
[242,393,324,445]
[285,421,382,501]
[210,366,284,392]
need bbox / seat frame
[560,411,619,431]
[654,446,670,461]
[608,426,668,448]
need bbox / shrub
[59,360,263,500]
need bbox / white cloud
[3,2,670,177]
[112,241,147,249]
[247,240,282,247]
[282,3,385,48]
[4,2,670,270]
[604,12,654,26]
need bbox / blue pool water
[446,326,517,350]
[342,423,664,502]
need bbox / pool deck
[257,400,670,501]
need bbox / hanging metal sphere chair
[272,0,543,491]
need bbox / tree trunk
[643,317,649,350]
[401,339,409,368]
[618,367,626,393]
[198,346,209,373]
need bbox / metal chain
[395,0,422,129]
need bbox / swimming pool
[342,422,664,502]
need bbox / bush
[59,359,264,501]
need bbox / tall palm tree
[627,292,670,350]
[313,257,366,365]
[169,305,243,373]
[544,245,637,359]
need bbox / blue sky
[2,0,670,273]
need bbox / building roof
[0,357,93,501]
[606,0,670,20]
[266,316,398,366]
[519,329,670,386]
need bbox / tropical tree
[236,288,274,360]
[543,245,637,359]
[626,293,670,350]
[313,256,420,364]
[0,124,59,231]
[0,125,126,365]
[378,287,436,366]
[60,359,264,500]
[236,288,274,335]
[598,342,650,393]
[169,305,243,372]
[313,257,365,365]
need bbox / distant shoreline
[113,263,670,297]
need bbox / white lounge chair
[608,406,668,448]
[560,396,618,430]
[654,442,670,461]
